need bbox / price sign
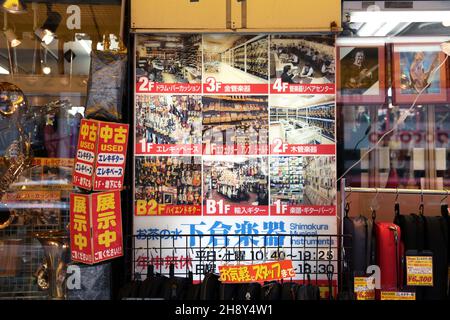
[406,256,433,286]
[354,276,375,300]
[381,291,416,301]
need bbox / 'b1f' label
[206,200,230,214]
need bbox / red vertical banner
[70,191,123,264]
[91,191,123,263]
[70,193,93,264]
[72,119,129,191]
[94,122,129,191]
[73,119,98,190]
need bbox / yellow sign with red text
[219,260,295,283]
[381,291,416,300]
[406,256,433,286]
[354,277,375,300]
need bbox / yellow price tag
[354,276,375,300]
[406,256,433,286]
[381,291,416,301]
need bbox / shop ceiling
[343,1,450,37]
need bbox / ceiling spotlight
[4,29,21,47]
[35,28,54,45]
[42,64,51,75]
[35,10,61,45]
[1,0,26,14]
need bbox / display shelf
[203,95,267,103]
[270,157,305,204]
[297,116,334,123]
[246,37,268,80]
[303,157,335,206]
[233,45,245,72]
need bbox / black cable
[353,124,371,151]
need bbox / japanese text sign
[354,276,375,300]
[73,119,129,191]
[406,256,433,286]
[219,260,295,283]
[380,291,416,301]
[70,191,123,264]
[70,193,93,263]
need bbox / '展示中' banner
[70,191,123,264]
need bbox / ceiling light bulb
[4,29,21,47]
[34,10,61,45]
[42,65,51,74]
[35,28,54,45]
[42,31,54,45]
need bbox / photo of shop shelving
[270,95,335,145]
[202,95,269,154]
[135,95,202,145]
[270,35,335,84]
[135,156,202,205]
[303,156,336,206]
[270,156,304,205]
[203,34,268,83]
[203,156,269,206]
[136,34,202,83]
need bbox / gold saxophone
[0,82,33,229]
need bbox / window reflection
[0,1,121,299]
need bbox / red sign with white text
[270,143,336,155]
[71,191,123,264]
[70,193,93,264]
[204,201,269,216]
[73,119,129,191]
[73,119,97,190]
[135,142,202,155]
[203,77,268,94]
[91,191,123,263]
[94,122,129,191]
[135,200,202,216]
[270,81,335,95]
[202,144,269,156]
[270,204,336,216]
[136,78,202,94]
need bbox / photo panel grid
[133,33,338,288]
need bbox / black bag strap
[169,263,175,278]
[441,204,449,218]
[370,212,377,266]
[147,264,154,278]
[394,188,400,217]
[394,203,400,217]
[416,214,425,252]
